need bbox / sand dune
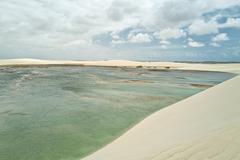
[82,75,240,160]
[151,125,240,160]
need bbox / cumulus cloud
[153,0,240,30]
[159,40,171,49]
[110,32,126,44]
[110,31,127,45]
[159,40,170,45]
[188,17,240,36]
[128,33,151,43]
[154,28,186,40]
[188,41,205,47]
[188,19,219,35]
[188,38,205,47]
[210,42,220,47]
[212,33,229,42]
[220,18,240,28]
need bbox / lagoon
[0,66,234,160]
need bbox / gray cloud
[155,0,202,28]
[107,0,138,21]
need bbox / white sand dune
[83,75,240,160]
[1,59,240,160]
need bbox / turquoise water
[0,66,235,160]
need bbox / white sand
[1,58,240,74]
[1,59,240,160]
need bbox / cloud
[111,39,125,44]
[188,19,219,35]
[188,17,240,36]
[188,38,205,47]
[220,18,240,28]
[63,39,89,47]
[128,33,152,43]
[153,0,240,30]
[0,0,240,60]
[159,40,170,45]
[210,42,220,47]
[107,0,138,21]
[110,32,126,44]
[154,0,203,29]
[212,33,229,42]
[154,28,186,40]
[188,41,205,47]
[159,40,171,49]
[160,45,168,49]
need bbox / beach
[0,59,240,160]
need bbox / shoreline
[1,59,240,74]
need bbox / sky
[0,0,240,61]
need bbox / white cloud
[128,33,152,43]
[111,30,152,44]
[154,28,186,40]
[188,17,240,36]
[110,32,126,44]
[188,19,219,35]
[212,33,229,42]
[188,38,205,47]
[160,45,168,49]
[188,41,205,47]
[111,32,121,40]
[159,40,170,49]
[159,40,170,45]
[111,39,126,44]
[210,42,220,47]
[220,18,240,28]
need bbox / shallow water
[0,66,235,160]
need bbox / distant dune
[1,59,240,74]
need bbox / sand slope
[83,75,240,160]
